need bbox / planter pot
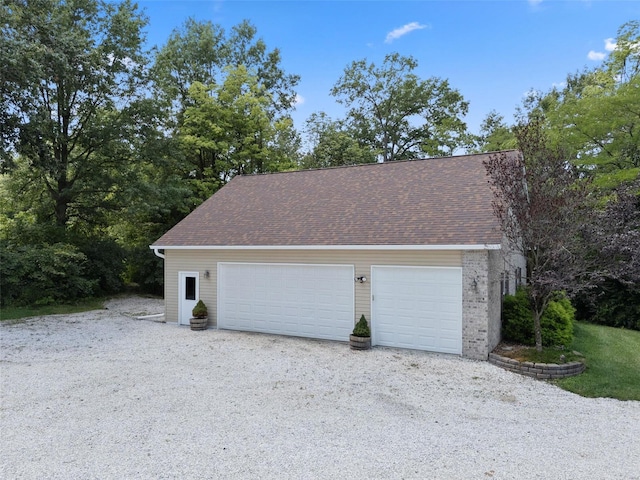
[349,334,371,350]
[190,317,208,331]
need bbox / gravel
[1,296,639,479]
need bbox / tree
[1,0,152,228]
[301,112,377,169]
[472,111,517,153]
[537,21,640,190]
[484,119,592,351]
[151,18,301,201]
[152,18,300,119]
[178,67,295,187]
[577,178,640,329]
[330,53,470,162]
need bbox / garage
[218,263,355,341]
[371,266,463,354]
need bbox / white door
[178,271,199,325]
[218,263,354,341]
[372,266,462,354]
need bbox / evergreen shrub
[192,300,208,318]
[502,287,575,348]
[352,314,370,337]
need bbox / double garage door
[218,263,355,341]
[217,263,462,354]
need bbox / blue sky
[138,0,639,138]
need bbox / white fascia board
[149,244,501,251]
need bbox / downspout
[152,247,165,259]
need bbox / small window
[185,276,196,300]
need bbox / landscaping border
[489,352,585,379]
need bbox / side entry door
[178,272,199,325]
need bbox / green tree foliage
[576,280,640,331]
[1,0,153,228]
[0,242,96,306]
[472,111,517,153]
[331,53,470,161]
[502,288,575,348]
[151,19,301,202]
[0,0,160,301]
[179,68,296,183]
[576,178,640,330]
[538,21,640,190]
[301,112,377,169]
[152,18,300,117]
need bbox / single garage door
[372,266,462,354]
[218,263,354,341]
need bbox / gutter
[152,247,165,259]
[149,244,502,251]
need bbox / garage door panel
[372,266,462,354]
[219,263,354,341]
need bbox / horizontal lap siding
[163,249,462,327]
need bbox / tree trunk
[533,310,543,352]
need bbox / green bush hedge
[502,287,575,347]
[0,242,96,306]
[575,280,640,331]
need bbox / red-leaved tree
[484,119,592,351]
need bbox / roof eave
[149,244,502,251]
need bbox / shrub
[76,236,126,295]
[124,244,164,295]
[352,314,370,337]
[502,287,575,347]
[575,280,640,331]
[540,295,575,348]
[502,288,532,344]
[192,300,208,318]
[0,242,96,306]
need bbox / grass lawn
[556,322,640,401]
[0,298,105,323]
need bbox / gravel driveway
[1,296,639,479]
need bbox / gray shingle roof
[152,151,514,248]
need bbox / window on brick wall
[501,271,514,296]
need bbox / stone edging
[489,352,585,379]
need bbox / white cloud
[294,94,305,107]
[604,38,617,52]
[587,38,618,62]
[552,81,567,89]
[385,22,428,44]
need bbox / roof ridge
[237,149,520,178]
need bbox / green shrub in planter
[502,287,575,348]
[192,300,208,319]
[352,314,371,337]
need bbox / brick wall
[487,249,504,354]
[462,249,517,360]
[462,250,491,360]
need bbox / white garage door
[372,266,462,354]
[218,263,354,341]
